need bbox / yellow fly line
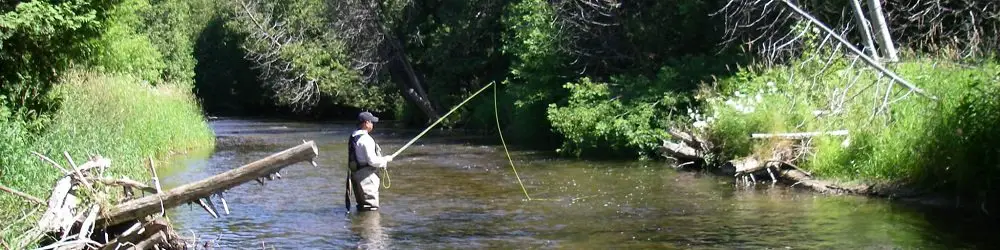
[382,82,495,188]
[382,82,542,201]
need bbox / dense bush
[546,66,699,158]
[548,79,672,158]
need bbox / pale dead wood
[148,157,162,194]
[866,0,899,61]
[779,0,937,101]
[78,204,100,240]
[668,128,706,151]
[764,160,812,177]
[849,0,878,58]
[0,184,44,205]
[100,218,175,250]
[731,156,784,175]
[197,198,219,219]
[64,152,93,189]
[32,151,70,175]
[219,192,230,215]
[100,141,319,226]
[659,140,700,160]
[751,130,849,139]
[35,176,78,234]
[75,156,111,173]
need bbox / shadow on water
[160,118,1000,249]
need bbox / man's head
[358,111,379,131]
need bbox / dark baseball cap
[358,111,379,123]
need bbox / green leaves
[547,76,678,159]
[1,0,120,115]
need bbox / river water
[160,118,997,249]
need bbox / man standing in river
[347,111,394,212]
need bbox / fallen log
[668,128,708,151]
[36,176,79,235]
[100,141,319,226]
[780,169,871,194]
[660,140,701,160]
[730,156,785,184]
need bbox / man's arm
[359,135,391,168]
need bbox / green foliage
[0,71,215,245]
[86,0,166,81]
[192,15,270,115]
[499,0,582,146]
[227,0,377,110]
[498,0,741,149]
[140,0,215,85]
[400,0,510,127]
[546,69,691,158]
[0,0,120,115]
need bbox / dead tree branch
[780,0,938,101]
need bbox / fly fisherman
[347,112,395,212]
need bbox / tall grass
[703,56,1000,200]
[0,70,214,244]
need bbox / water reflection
[350,212,389,249]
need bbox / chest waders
[347,133,382,212]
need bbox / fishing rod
[385,82,541,201]
[379,82,493,189]
[389,82,494,158]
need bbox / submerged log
[100,141,319,226]
[780,169,872,194]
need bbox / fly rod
[390,82,494,158]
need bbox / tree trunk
[867,0,899,62]
[99,141,319,227]
[849,0,879,59]
[387,38,441,122]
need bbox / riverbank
[0,70,215,245]
[658,56,1000,212]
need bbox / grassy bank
[701,56,1000,201]
[0,70,215,244]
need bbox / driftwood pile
[3,141,319,249]
[660,128,871,194]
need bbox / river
[159,118,998,249]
